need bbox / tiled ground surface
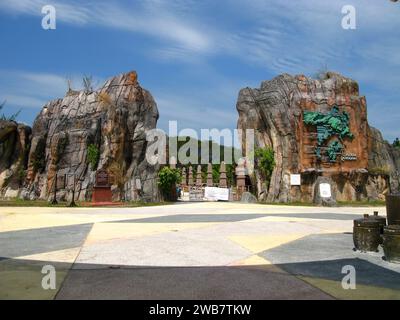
[0,203,399,300]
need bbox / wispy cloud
[224,0,400,76]
[0,0,213,55]
[1,0,399,141]
[0,70,102,110]
[0,0,90,24]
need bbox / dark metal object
[386,194,400,225]
[353,214,381,252]
[370,211,387,235]
[382,225,400,264]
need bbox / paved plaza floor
[1,202,399,300]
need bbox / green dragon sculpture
[303,105,353,162]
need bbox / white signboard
[319,183,332,198]
[204,187,230,201]
[290,174,301,186]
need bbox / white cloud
[223,0,400,77]
[0,0,90,24]
[0,70,102,110]
[0,0,212,54]
[1,0,399,140]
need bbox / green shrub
[158,167,181,200]
[254,147,276,189]
[87,144,100,171]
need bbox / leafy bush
[87,144,100,171]
[158,167,181,200]
[254,147,275,189]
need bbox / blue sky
[0,0,399,143]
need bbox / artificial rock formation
[0,120,31,197]
[4,71,160,202]
[237,72,400,203]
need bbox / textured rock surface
[240,191,258,203]
[368,127,400,193]
[313,176,337,207]
[237,72,399,203]
[0,120,31,195]
[15,71,160,201]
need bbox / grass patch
[259,201,317,207]
[124,201,175,208]
[0,199,65,207]
[337,200,386,207]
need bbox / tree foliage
[87,144,100,171]
[393,138,400,148]
[254,147,275,189]
[171,136,238,186]
[158,167,181,200]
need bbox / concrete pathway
[0,203,399,300]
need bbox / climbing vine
[254,147,275,189]
[87,144,100,171]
